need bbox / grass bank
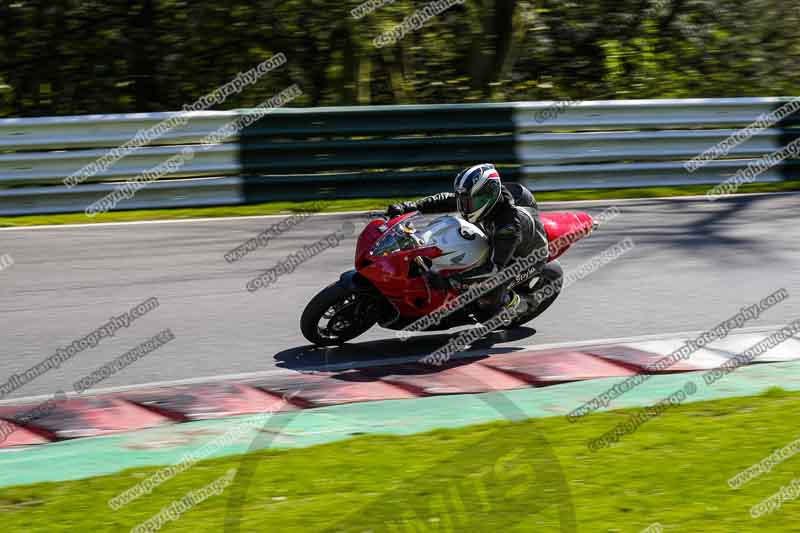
[1,387,798,531]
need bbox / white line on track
[0,323,788,407]
[0,191,797,232]
[0,210,367,232]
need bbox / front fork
[339,270,398,326]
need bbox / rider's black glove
[386,201,416,218]
[387,204,404,217]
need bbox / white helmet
[453,163,502,223]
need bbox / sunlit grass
[1,387,799,531]
[1,180,798,227]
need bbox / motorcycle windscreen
[371,215,426,256]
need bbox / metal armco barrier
[0,97,798,215]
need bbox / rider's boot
[501,290,527,323]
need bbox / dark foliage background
[1,0,798,117]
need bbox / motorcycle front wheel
[300,281,379,346]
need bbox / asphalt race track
[1,193,798,400]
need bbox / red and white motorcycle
[301,210,596,346]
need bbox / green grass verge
[3,388,800,531]
[2,180,799,227]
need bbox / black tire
[506,261,564,329]
[300,281,378,346]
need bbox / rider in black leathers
[387,164,548,321]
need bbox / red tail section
[541,212,595,261]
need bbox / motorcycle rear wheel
[300,281,378,346]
